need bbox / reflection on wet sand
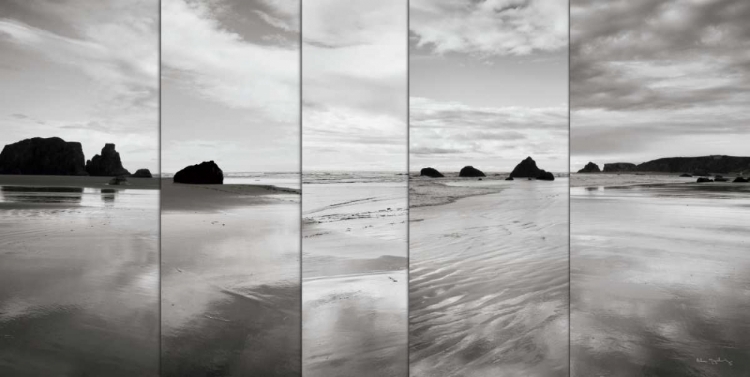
[160,181,300,376]
[302,173,408,377]
[0,182,159,376]
[572,181,750,376]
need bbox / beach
[302,172,408,377]
[160,180,300,376]
[571,174,750,376]
[409,174,569,377]
[0,175,159,376]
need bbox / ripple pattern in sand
[409,180,569,376]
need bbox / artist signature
[696,357,733,366]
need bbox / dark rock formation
[131,169,152,178]
[733,177,748,183]
[636,155,750,174]
[510,157,542,178]
[603,162,637,172]
[578,162,601,173]
[173,161,223,184]
[459,166,485,177]
[108,175,128,185]
[537,170,555,181]
[420,167,444,178]
[85,143,130,176]
[696,177,713,183]
[505,177,514,181]
[679,173,692,177]
[714,175,728,182]
[0,137,87,175]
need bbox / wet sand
[572,178,750,376]
[160,181,300,376]
[410,176,569,377]
[0,176,159,376]
[302,173,408,377]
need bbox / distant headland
[577,156,750,175]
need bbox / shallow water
[302,174,408,377]
[571,183,750,376]
[160,186,300,376]
[0,185,159,376]
[409,178,569,377]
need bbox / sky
[571,0,750,170]
[0,0,159,173]
[409,0,569,173]
[302,0,407,172]
[161,0,299,174]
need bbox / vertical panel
[408,1,569,375]
[0,1,160,375]
[301,1,408,376]
[570,1,750,375]
[160,0,301,375]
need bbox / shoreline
[0,174,159,190]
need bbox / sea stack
[420,167,444,178]
[733,177,748,183]
[603,162,637,172]
[85,143,130,176]
[510,157,541,178]
[578,162,601,173]
[0,137,87,175]
[459,166,485,177]
[173,161,224,184]
[131,169,153,178]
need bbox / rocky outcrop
[733,177,748,183]
[459,166,485,177]
[714,175,728,182]
[510,157,541,178]
[603,162,637,172]
[420,167,444,178]
[537,170,555,181]
[696,177,713,183]
[131,169,152,178]
[85,143,130,176]
[679,173,692,177]
[0,137,87,175]
[635,155,750,174]
[173,161,223,184]
[505,176,514,181]
[578,162,601,173]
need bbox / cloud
[410,97,568,171]
[161,0,298,124]
[0,1,159,171]
[410,0,568,56]
[302,0,406,171]
[571,0,750,166]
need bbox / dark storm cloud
[571,0,750,168]
[572,0,750,111]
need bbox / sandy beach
[571,175,750,376]
[160,180,300,376]
[302,172,408,377]
[409,174,569,376]
[0,175,159,376]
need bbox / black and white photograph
[301,0,408,376]
[2,0,749,375]
[0,1,160,375]
[408,0,569,375]
[571,0,750,375]
[160,0,300,375]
